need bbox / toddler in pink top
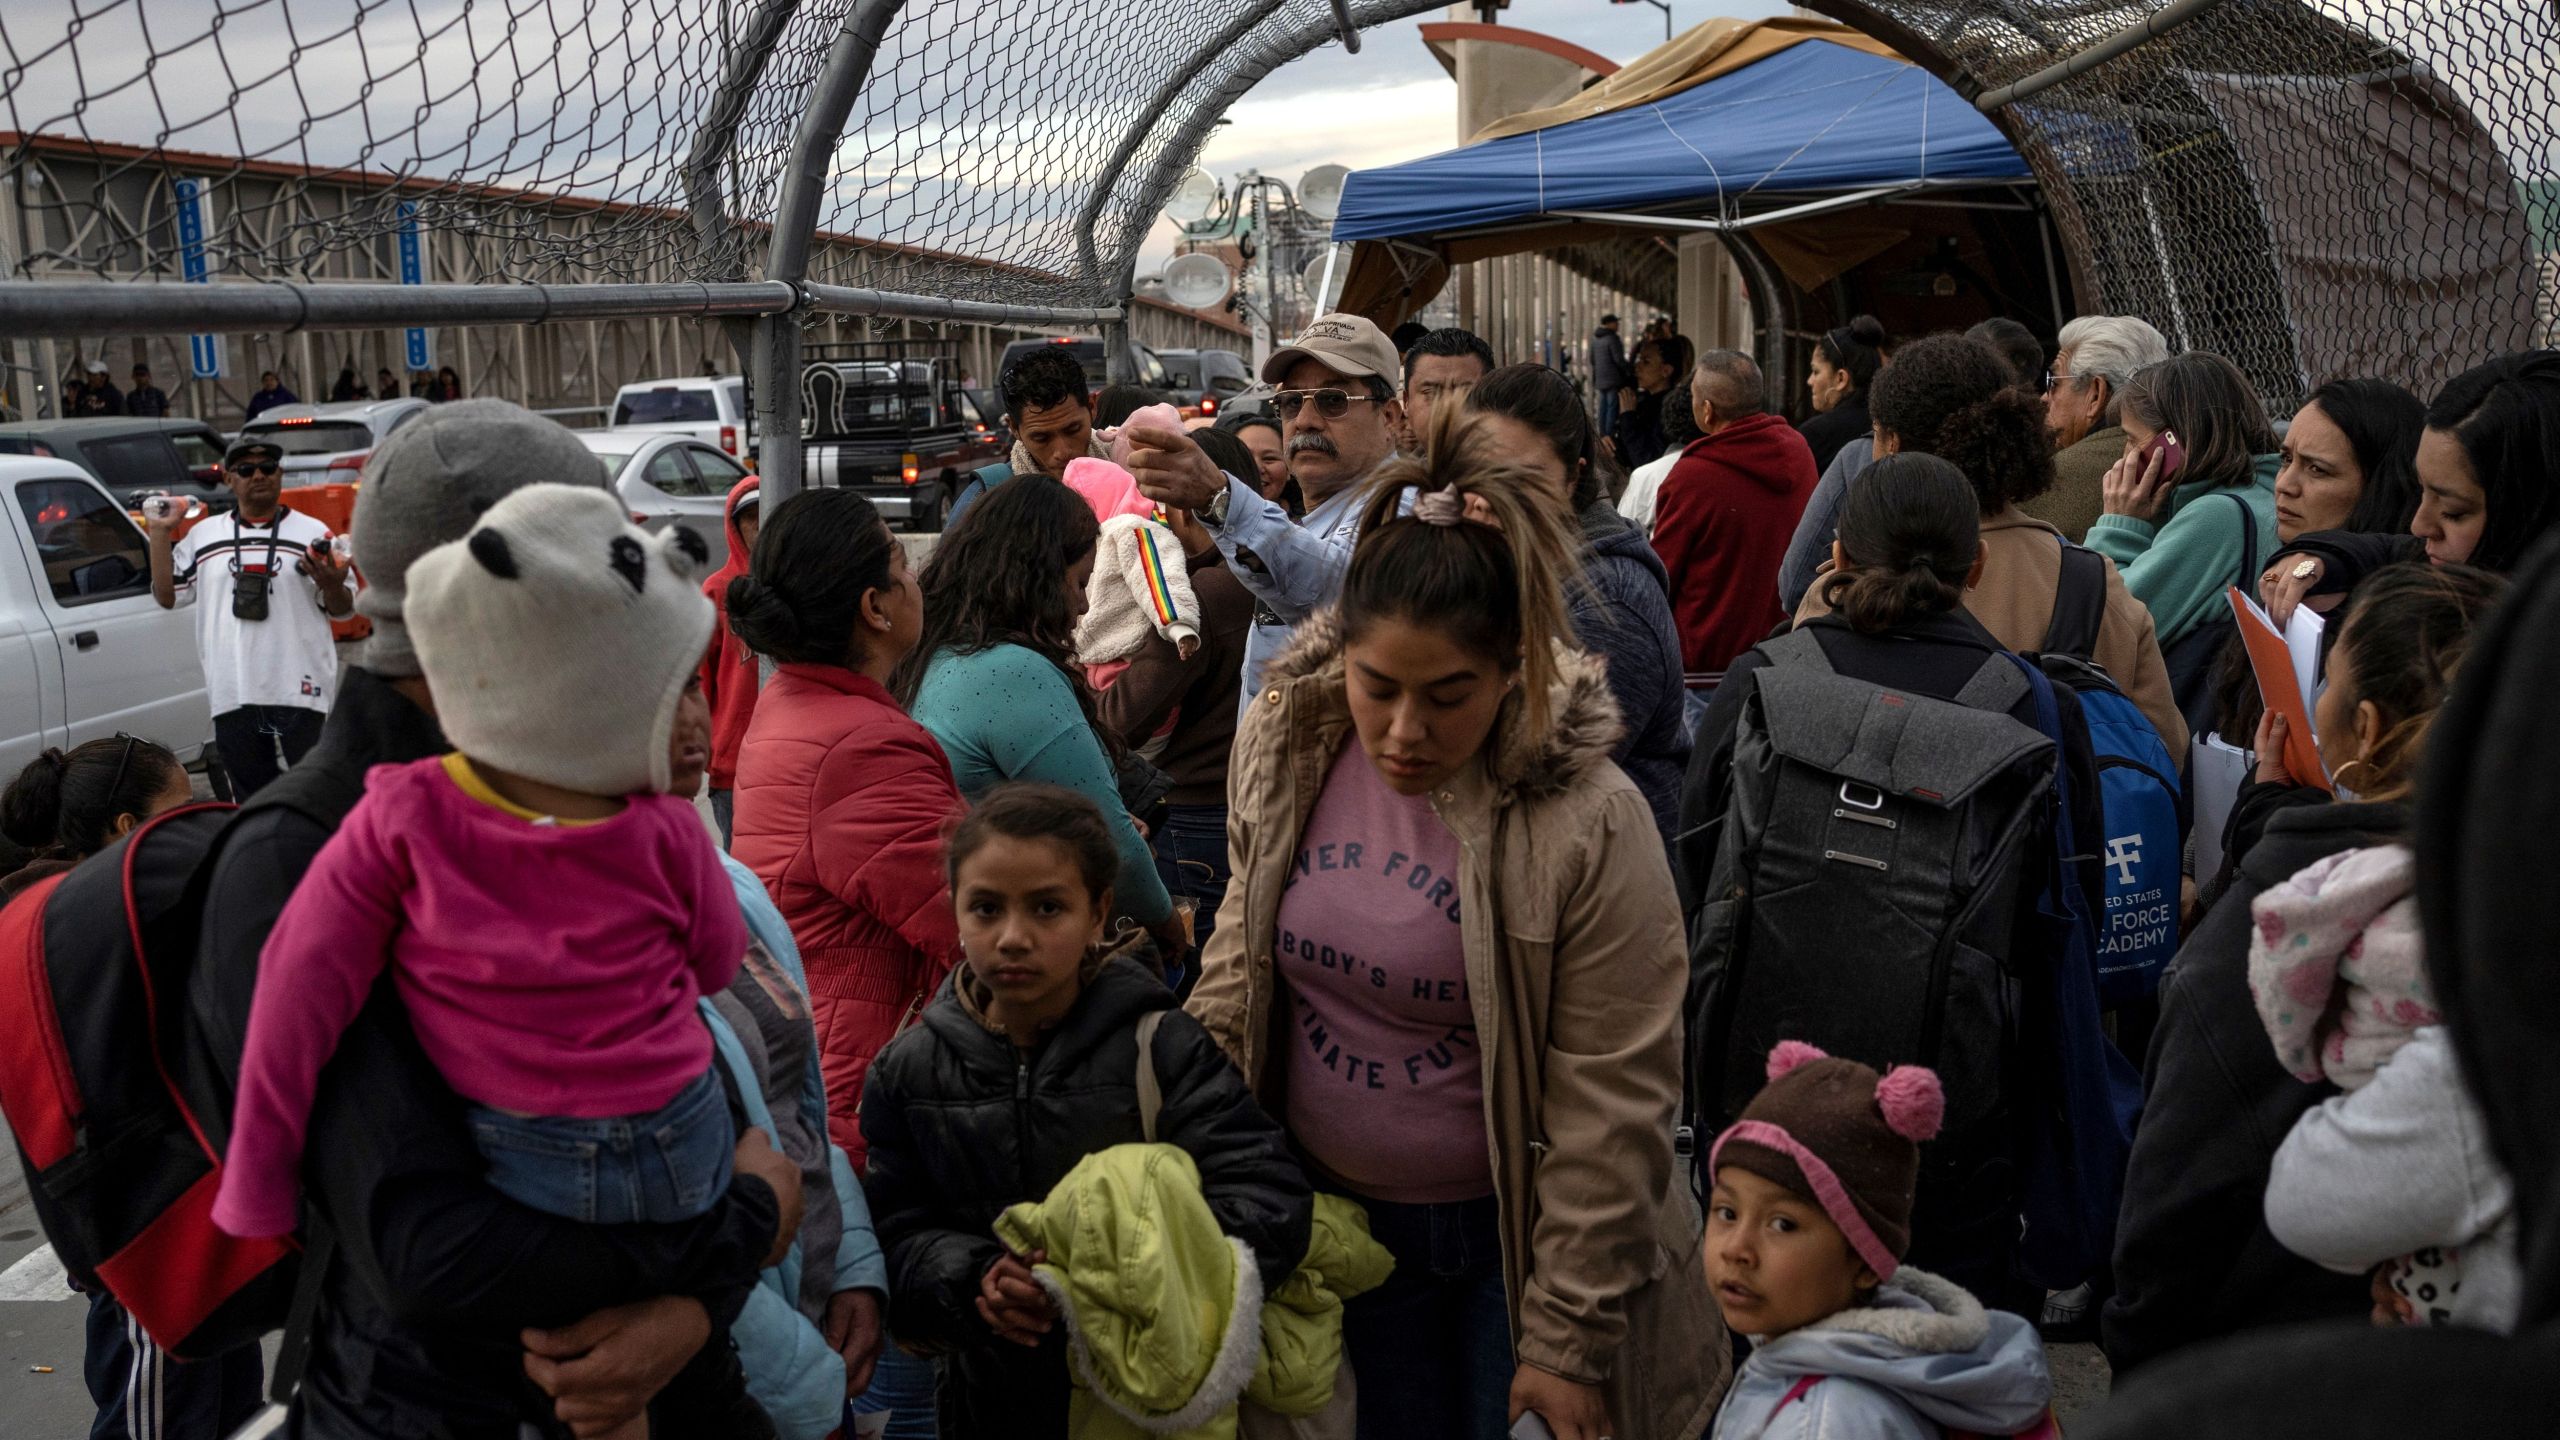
[215,484,746,1239]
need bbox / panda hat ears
[405,483,716,796]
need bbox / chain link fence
[0,0,852,285]
[1813,0,2558,409]
[3,0,2551,429]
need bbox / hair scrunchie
[1412,490,1466,526]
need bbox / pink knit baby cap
[1063,456,1158,524]
[1710,1041,1945,1279]
[1102,401,1188,468]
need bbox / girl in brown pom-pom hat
[1705,1041,2060,1439]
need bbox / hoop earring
[2331,758,2384,795]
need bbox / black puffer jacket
[860,954,1311,1440]
[2101,799,2407,1375]
[1575,499,1690,845]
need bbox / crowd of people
[2,295,2557,1440]
[50,358,471,422]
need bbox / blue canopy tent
[1326,31,2066,404]
[1331,39,2034,244]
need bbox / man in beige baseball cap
[1256,312,1402,387]
[1129,313,1408,708]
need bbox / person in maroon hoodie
[725,487,964,1173]
[1649,348,1820,734]
[700,475,762,846]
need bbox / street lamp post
[1161,168,1326,371]
[1610,0,1673,42]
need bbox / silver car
[238,398,432,485]
[578,430,751,573]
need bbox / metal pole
[682,0,808,273]
[1974,0,2234,112]
[1084,0,1445,320]
[0,279,799,338]
[1252,179,1275,371]
[799,283,1124,329]
[759,0,909,508]
[1071,0,1294,288]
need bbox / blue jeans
[1153,802,1230,992]
[849,1341,940,1439]
[468,1066,735,1224]
[1340,1191,1513,1440]
[1599,387,1621,442]
[710,787,734,848]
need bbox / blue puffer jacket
[1575,499,1691,846]
[1710,1270,2053,1440]
[704,853,891,1440]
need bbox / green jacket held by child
[997,1143,1393,1439]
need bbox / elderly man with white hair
[2027,314,2173,540]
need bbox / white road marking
[0,1242,75,1302]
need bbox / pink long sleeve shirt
[213,757,746,1238]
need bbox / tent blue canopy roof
[1331,40,2032,243]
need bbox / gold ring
[2290,558,2319,580]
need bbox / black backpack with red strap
[0,802,298,1358]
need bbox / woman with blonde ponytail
[1189,405,1725,1440]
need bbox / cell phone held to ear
[2142,428,2185,483]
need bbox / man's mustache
[1288,433,1339,457]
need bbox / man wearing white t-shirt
[147,437,353,797]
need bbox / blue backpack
[2041,543,2188,1008]
[1998,651,2144,1290]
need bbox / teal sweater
[912,643,1175,925]
[2086,453,2281,646]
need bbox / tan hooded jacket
[1186,611,1729,1440]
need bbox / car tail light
[901,453,920,487]
[1200,392,1218,415]
[632,512,649,525]
[328,452,366,471]
[720,425,739,456]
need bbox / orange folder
[2226,586,2330,793]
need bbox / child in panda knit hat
[1707,1041,2057,1440]
[217,484,754,1253]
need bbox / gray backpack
[1687,629,2058,1145]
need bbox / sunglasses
[1272,387,1384,421]
[229,461,282,478]
[106,731,141,799]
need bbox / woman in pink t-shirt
[1187,410,1726,1440]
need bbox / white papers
[2190,732,2255,881]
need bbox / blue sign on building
[173,178,223,379]
[399,203,431,372]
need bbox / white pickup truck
[608,375,755,462]
[0,456,210,779]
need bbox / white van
[608,375,754,461]
[0,456,211,780]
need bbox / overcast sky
[1139,0,1795,271]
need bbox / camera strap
[227,511,285,579]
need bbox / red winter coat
[700,475,761,791]
[1650,413,1820,678]
[733,664,965,1166]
